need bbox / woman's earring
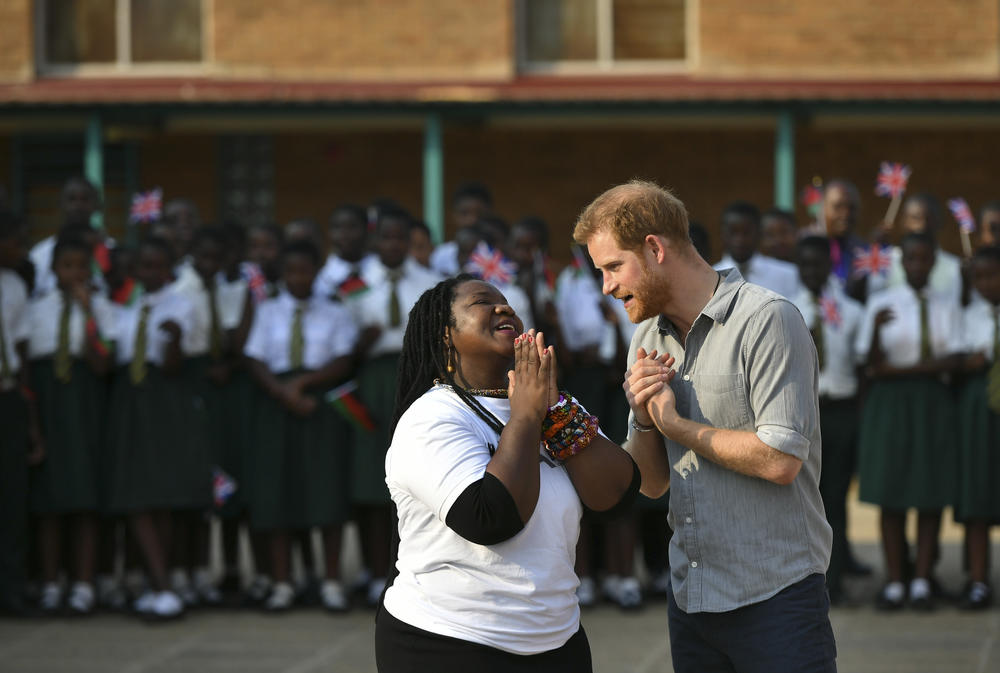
[446,347,455,374]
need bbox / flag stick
[883,193,902,229]
[960,229,972,258]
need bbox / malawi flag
[325,380,377,432]
[337,274,369,301]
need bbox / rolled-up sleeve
[745,299,819,461]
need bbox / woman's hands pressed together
[507,329,557,426]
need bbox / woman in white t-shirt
[375,275,639,672]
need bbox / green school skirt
[857,377,956,510]
[955,372,1000,522]
[247,373,351,530]
[104,364,212,513]
[351,354,398,505]
[29,359,105,513]
[215,367,255,519]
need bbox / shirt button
[690,561,698,568]
[685,516,692,524]
[682,374,690,381]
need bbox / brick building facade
[2,1,1000,262]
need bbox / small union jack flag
[948,197,976,234]
[852,244,892,277]
[240,262,269,304]
[874,162,911,199]
[819,294,842,328]
[465,243,516,284]
[212,468,237,507]
[129,188,162,224]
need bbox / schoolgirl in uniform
[244,239,358,612]
[0,209,42,616]
[105,236,210,620]
[856,231,964,611]
[343,207,441,607]
[28,235,113,614]
[956,245,1000,609]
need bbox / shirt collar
[657,268,744,335]
[278,289,314,311]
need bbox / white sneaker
[366,577,386,607]
[39,582,63,612]
[321,580,349,613]
[264,582,295,612]
[577,576,597,607]
[67,582,96,615]
[150,591,184,619]
[617,576,643,610]
[133,590,157,614]
[245,574,272,604]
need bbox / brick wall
[698,1,1000,78]
[211,0,514,80]
[0,0,33,82]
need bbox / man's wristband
[630,417,655,433]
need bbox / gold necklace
[435,379,509,398]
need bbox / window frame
[516,0,696,75]
[34,0,212,76]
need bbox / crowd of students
[0,174,997,621]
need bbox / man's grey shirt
[626,269,832,613]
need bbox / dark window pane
[613,0,685,60]
[44,0,117,64]
[524,0,597,62]
[130,0,202,63]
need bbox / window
[219,136,275,227]
[520,0,688,73]
[38,0,204,74]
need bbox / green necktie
[209,284,223,360]
[0,281,11,380]
[988,308,1000,413]
[387,269,403,328]
[810,294,825,371]
[54,295,73,382]
[130,304,151,384]
[289,304,304,370]
[918,293,932,362]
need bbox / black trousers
[375,606,593,673]
[0,390,28,611]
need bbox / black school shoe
[959,582,993,611]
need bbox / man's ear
[644,234,668,264]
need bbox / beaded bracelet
[541,392,599,462]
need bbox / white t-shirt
[111,286,196,366]
[383,384,583,655]
[714,253,802,300]
[856,284,964,367]
[27,291,115,359]
[791,282,864,399]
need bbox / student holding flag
[104,236,207,620]
[856,231,964,611]
[244,239,359,613]
[314,204,376,301]
[792,236,865,605]
[27,235,114,615]
[346,206,441,607]
[956,245,1000,610]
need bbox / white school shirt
[856,284,964,368]
[714,253,801,299]
[0,269,30,379]
[430,240,459,277]
[868,247,963,306]
[27,291,115,359]
[963,297,1000,362]
[347,258,441,358]
[791,283,864,399]
[383,384,583,655]
[175,275,249,357]
[313,253,377,300]
[111,286,196,366]
[554,266,613,354]
[244,291,358,373]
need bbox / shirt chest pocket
[687,373,751,430]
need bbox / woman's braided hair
[391,274,505,437]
